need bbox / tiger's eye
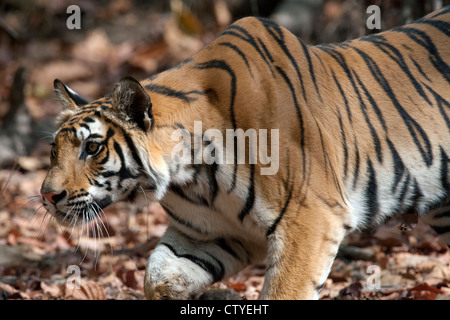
[86,142,100,155]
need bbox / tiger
[40,6,450,300]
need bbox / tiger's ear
[53,79,88,110]
[111,76,153,132]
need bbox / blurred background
[0,0,449,300]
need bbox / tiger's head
[41,77,170,226]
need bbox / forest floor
[1,166,450,300]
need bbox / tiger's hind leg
[425,205,450,246]
[260,205,349,299]
[144,226,249,299]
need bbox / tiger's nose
[40,190,67,205]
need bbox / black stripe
[352,67,387,132]
[257,37,275,75]
[144,83,205,102]
[218,42,253,77]
[221,25,273,74]
[386,138,405,193]
[397,172,411,209]
[192,60,238,192]
[410,57,432,82]
[337,110,348,179]
[331,70,352,123]
[215,238,241,261]
[113,141,133,180]
[351,69,383,163]
[311,49,327,70]
[430,224,450,235]
[192,61,236,127]
[238,164,255,221]
[83,117,95,123]
[206,162,219,206]
[317,44,360,124]
[417,19,450,38]
[352,137,361,189]
[79,123,91,132]
[258,18,308,102]
[393,26,450,84]
[105,127,115,141]
[61,82,88,106]
[68,192,89,201]
[100,170,116,178]
[59,127,76,135]
[422,82,450,131]
[267,188,293,236]
[98,147,109,165]
[365,159,378,220]
[350,45,433,166]
[121,128,144,168]
[440,146,449,193]
[316,124,329,178]
[169,184,209,207]
[161,242,224,283]
[89,133,103,139]
[360,35,432,105]
[125,185,140,202]
[434,210,450,219]
[97,128,114,165]
[257,38,274,63]
[318,195,344,210]
[161,204,206,235]
[312,280,325,292]
[275,65,306,181]
[411,178,424,210]
[96,196,112,209]
[297,37,321,101]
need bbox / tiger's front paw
[144,244,213,300]
[144,281,179,300]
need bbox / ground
[1,167,449,300]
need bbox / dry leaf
[0,282,19,298]
[40,281,62,298]
[380,270,404,287]
[418,241,448,253]
[226,281,246,292]
[416,260,442,273]
[338,282,363,299]
[426,264,450,285]
[409,283,443,300]
[64,279,107,300]
[0,244,26,267]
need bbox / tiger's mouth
[48,196,113,227]
[52,209,81,227]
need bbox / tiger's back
[41,7,450,299]
[308,10,450,228]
